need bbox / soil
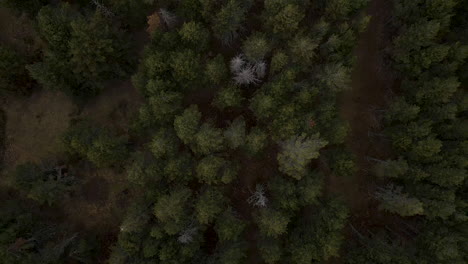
[2,90,77,173]
[327,0,399,258]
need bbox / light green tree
[193,122,225,155]
[215,208,246,241]
[255,208,290,238]
[149,128,180,158]
[205,54,228,84]
[242,32,270,62]
[179,21,210,51]
[245,127,268,156]
[195,187,226,224]
[213,85,244,110]
[153,187,192,235]
[224,116,246,149]
[277,134,328,179]
[174,105,202,145]
[375,185,424,217]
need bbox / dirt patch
[81,176,110,203]
[2,90,76,173]
[330,0,394,213]
[63,167,129,233]
[324,0,398,249]
[79,80,143,132]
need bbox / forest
[0,0,466,263]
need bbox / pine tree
[277,134,328,179]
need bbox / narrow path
[332,0,395,235]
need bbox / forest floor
[1,79,143,262]
[0,7,149,261]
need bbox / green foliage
[255,208,290,238]
[215,208,246,241]
[163,152,194,183]
[318,63,351,92]
[258,238,283,264]
[174,105,202,145]
[375,185,424,217]
[153,187,192,235]
[29,5,132,99]
[324,0,366,20]
[270,51,289,74]
[250,91,276,120]
[140,91,183,125]
[416,226,466,264]
[374,158,408,179]
[217,242,247,264]
[69,12,131,85]
[245,127,269,156]
[263,1,305,37]
[0,45,34,95]
[206,55,229,84]
[196,156,238,184]
[408,136,442,161]
[213,85,244,110]
[63,121,128,167]
[195,187,226,224]
[149,128,180,158]
[385,97,420,123]
[224,116,246,150]
[277,134,328,179]
[169,49,204,89]
[179,21,210,51]
[289,35,318,66]
[36,4,74,52]
[126,151,162,186]
[193,122,225,155]
[288,199,349,263]
[326,148,357,177]
[212,0,247,44]
[242,33,270,62]
[13,162,75,206]
[268,170,323,212]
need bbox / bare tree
[253,61,267,78]
[233,66,260,85]
[375,184,423,216]
[91,0,114,17]
[158,8,177,28]
[178,222,198,244]
[247,184,268,207]
[230,55,246,73]
[231,54,266,85]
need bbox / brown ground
[2,90,77,173]
[1,83,141,262]
[330,0,397,248]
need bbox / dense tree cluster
[1,0,465,263]
[109,0,369,263]
[0,198,96,264]
[62,120,129,168]
[25,3,134,100]
[378,0,467,222]
[348,0,467,263]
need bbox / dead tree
[158,8,177,29]
[91,0,114,17]
[247,184,268,207]
[178,222,198,244]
